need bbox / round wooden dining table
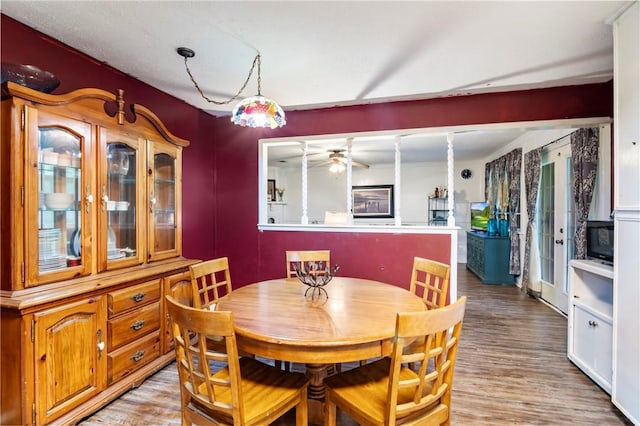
[217,276,425,423]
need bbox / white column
[346,137,354,224]
[447,133,455,227]
[301,142,309,224]
[395,136,402,226]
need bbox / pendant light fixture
[177,47,286,129]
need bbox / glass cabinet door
[99,129,145,270]
[26,108,92,286]
[148,141,182,261]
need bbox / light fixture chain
[182,53,261,105]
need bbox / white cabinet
[613,1,640,211]
[568,260,613,393]
[612,2,640,424]
[572,305,613,391]
[612,214,640,424]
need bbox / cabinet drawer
[108,302,160,351]
[108,332,161,384]
[108,279,160,316]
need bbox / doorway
[538,143,575,314]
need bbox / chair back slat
[410,257,450,309]
[189,257,232,309]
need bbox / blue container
[499,218,509,237]
[487,218,498,236]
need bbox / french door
[539,143,575,314]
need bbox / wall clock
[461,168,472,179]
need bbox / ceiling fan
[315,149,370,171]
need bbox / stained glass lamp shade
[231,95,286,129]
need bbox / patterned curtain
[507,148,522,274]
[572,128,599,259]
[522,148,542,295]
[496,156,508,214]
[484,162,492,207]
[484,149,523,276]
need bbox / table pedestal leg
[306,363,328,425]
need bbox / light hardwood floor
[79,265,631,425]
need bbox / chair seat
[324,358,445,425]
[190,357,308,425]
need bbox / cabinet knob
[555,239,564,245]
[85,185,94,213]
[96,329,104,359]
[588,320,598,327]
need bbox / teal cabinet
[466,231,514,285]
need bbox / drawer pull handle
[131,292,146,303]
[130,320,145,331]
[588,320,599,327]
[130,350,145,362]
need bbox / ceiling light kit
[326,149,370,174]
[177,47,285,129]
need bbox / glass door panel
[153,153,175,252]
[539,144,572,314]
[99,128,144,270]
[148,142,181,261]
[38,128,81,273]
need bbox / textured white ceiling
[1,0,628,117]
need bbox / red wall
[2,14,613,288]
[257,231,451,290]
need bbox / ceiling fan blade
[336,156,370,169]
[308,160,332,168]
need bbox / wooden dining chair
[360,256,451,368]
[324,296,467,426]
[166,295,309,426]
[190,257,258,361]
[410,256,451,309]
[286,250,331,280]
[189,257,233,310]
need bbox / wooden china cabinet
[0,82,199,425]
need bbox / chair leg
[296,388,308,425]
[324,393,337,426]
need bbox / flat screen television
[470,201,490,231]
[586,220,614,265]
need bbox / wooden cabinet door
[24,106,94,286]
[34,296,106,424]
[147,141,182,262]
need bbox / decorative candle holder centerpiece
[294,261,340,300]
